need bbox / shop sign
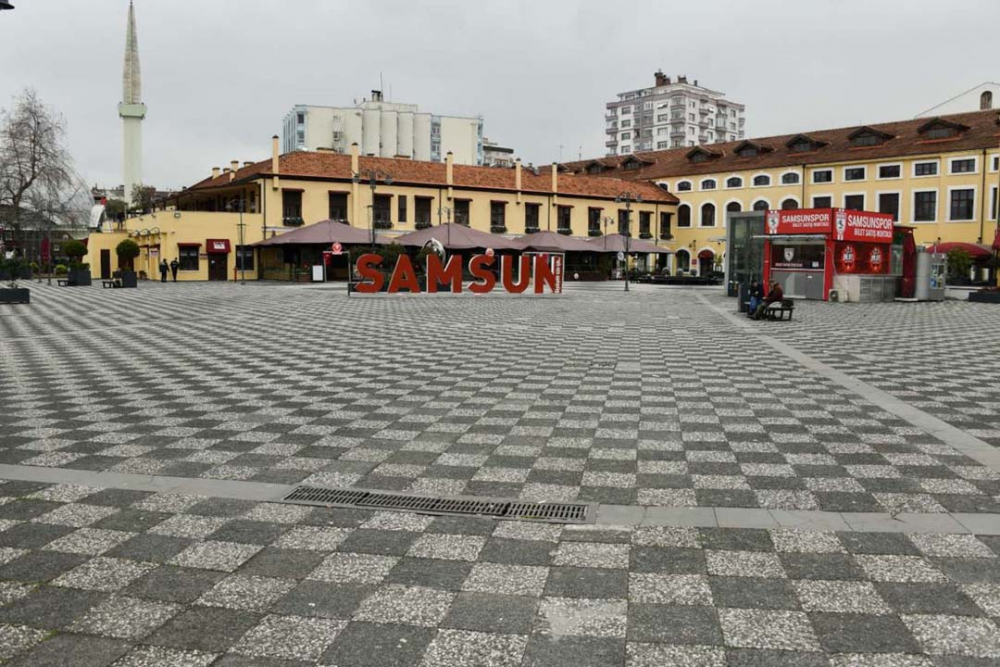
[840,244,857,272]
[835,209,894,243]
[869,246,883,272]
[767,209,832,235]
[331,242,343,255]
[355,253,563,294]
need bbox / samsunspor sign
[354,253,564,294]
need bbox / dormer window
[848,127,894,148]
[587,164,604,175]
[686,147,720,164]
[737,147,757,158]
[917,118,970,141]
[623,160,642,170]
[785,134,827,153]
[691,153,710,163]
[789,140,812,153]
[852,134,880,147]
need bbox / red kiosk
[762,208,907,302]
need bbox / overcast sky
[3,0,998,190]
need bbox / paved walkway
[0,281,999,665]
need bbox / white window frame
[750,198,771,211]
[842,192,866,210]
[779,195,801,209]
[875,189,902,221]
[675,180,693,192]
[875,162,902,180]
[699,178,717,191]
[811,194,834,209]
[946,185,977,222]
[910,188,938,224]
[779,170,801,186]
[698,200,718,228]
[811,168,834,184]
[947,155,978,175]
[989,154,999,172]
[723,199,744,218]
[676,202,693,228]
[989,184,998,221]
[842,165,867,182]
[912,160,939,179]
[750,172,771,188]
[723,174,743,189]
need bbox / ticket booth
[761,208,899,302]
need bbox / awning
[698,249,715,259]
[923,241,992,258]
[178,242,201,247]
[253,220,391,247]
[993,228,1000,251]
[512,231,595,253]
[392,223,521,250]
[206,239,231,253]
[585,233,672,254]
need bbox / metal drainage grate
[280,486,593,524]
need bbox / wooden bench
[764,299,795,321]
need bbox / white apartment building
[605,72,746,156]
[282,91,484,165]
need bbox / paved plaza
[1,281,999,665]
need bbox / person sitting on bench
[751,280,783,320]
[748,279,763,315]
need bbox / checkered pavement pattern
[2,282,1000,514]
[0,480,999,666]
[750,294,1000,450]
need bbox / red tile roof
[565,108,1000,181]
[180,152,677,204]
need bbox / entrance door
[100,249,111,280]
[698,251,714,277]
[208,253,228,281]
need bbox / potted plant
[115,239,140,288]
[63,240,91,286]
[0,257,30,304]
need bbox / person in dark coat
[170,258,179,282]
[748,279,764,316]
[159,259,168,283]
[752,280,784,320]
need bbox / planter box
[969,291,1000,304]
[67,269,92,286]
[120,271,138,288]
[0,288,30,304]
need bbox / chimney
[678,75,687,84]
[515,158,522,204]
[211,167,220,179]
[551,162,558,194]
[350,142,359,175]
[654,70,667,87]
[271,135,280,190]
[981,90,994,110]
[229,160,238,181]
[243,161,253,168]
[446,151,454,186]
[694,79,699,87]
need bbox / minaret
[119,1,145,207]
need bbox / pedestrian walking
[159,259,168,283]
[170,258,179,282]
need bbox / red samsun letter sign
[354,253,563,294]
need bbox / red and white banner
[766,209,832,235]
[833,209,894,243]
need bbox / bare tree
[0,89,76,249]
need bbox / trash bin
[737,283,749,313]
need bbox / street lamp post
[226,198,247,284]
[615,191,643,292]
[352,169,393,250]
[438,207,452,248]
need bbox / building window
[373,194,392,228]
[235,245,254,271]
[700,202,716,227]
[878,164,901,179]
[282,190,302,224]
[914,191,937,221]
[992,156,999,171]
[914,161,938,177]
[178,246,199,271]
[690,153,709,164]
[752,200,769,212]
[454,199,470,225]
[415,197,432,226]
[656,141,668,149]
[812,169,833,184]
[844,194,865,210]
[621,106,631,115]
[752,174,770,187]
[844,167,866,181]
[701,178,716,190]
[617,209,630,235]
[639,211,651,237]
[328,193,348,222]
[397,195,407,223]
[812,196,832,208]
[725,176,742,188]
[621,119,631,128]
[781,172,800,185]
[588,207,602,235]
[950,158,976,174]
[726,202,742,216]
[924,126,957,139]
[525,203,540,231]
[991,187,998,219]
[659,212,672,239]
[677,181,692,192]
[490,201,506,230]
[737,147,758,158]
[950,188,975,220]
[620,132,631,140]
[789,140,813,153]
[850,133,882,147]
[677,205,691,228]
[981,91,993,110]
[780,198,799,210]
[878,192,900,221]
[623,160,642,171]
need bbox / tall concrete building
[118,1,145,207]
[605,71,745,156]
[282,91,484,165]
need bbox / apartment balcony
[605,114,616,122]
[606,140,618,147]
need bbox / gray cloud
[2,0,997,190]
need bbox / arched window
[725,176,743,188]
[781,172,800,185]
[677,181,692,192]
[753,174,771,187]
[726,202,742,214]
[677,204,691,228]
[700,202,716,227]
[701,179,717,190]
[675,249,690,272]
[752,200,769,211]
[781,198,799,210]
[981,91,993,110]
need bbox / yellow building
[87,138,676,281]
[566,109,1000,275]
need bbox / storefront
[760,208,901,302]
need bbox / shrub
[115,239,140,264]
[63,240,88,260]
[54,264,68,275]
[946,248,973,282]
